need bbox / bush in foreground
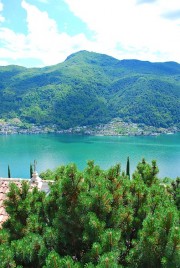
[0,160,179,267]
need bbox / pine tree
[30,163,33,178]
[126,156,130,178]
[8,165,11,178]
[0,160,179,267]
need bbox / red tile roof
[0,178,53,228]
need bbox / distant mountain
[0,50,179,129]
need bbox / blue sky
[0,0,180,67]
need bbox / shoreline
[0,129,179,137]
[0,119,179,137]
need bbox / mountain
[0,50,179,129]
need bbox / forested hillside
[0,50,179,129]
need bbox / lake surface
[0,133,179,179]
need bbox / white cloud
[64,0,180,63]
[0,0,92,66]
[0,0,180,66]
[0,59,9,66]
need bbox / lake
[0,133,179,179]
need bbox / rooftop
[0,173,53,228]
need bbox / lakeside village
[0,118,178,136]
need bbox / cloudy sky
[0,0,180,67]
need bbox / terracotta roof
[0,177,53,228]
[0,179,22,227]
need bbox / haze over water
[0,133,179,179]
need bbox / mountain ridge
[0,50,179,129]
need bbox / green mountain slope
[0,50,179,128]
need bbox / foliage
[30,163,33,179]
[0,159,179,267]
[0,51,179,129]
[8,165,11,178]
[171,178,180,210]
[126,157,130,178]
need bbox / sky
[0,0,180,67]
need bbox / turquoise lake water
[0,133,179,179]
